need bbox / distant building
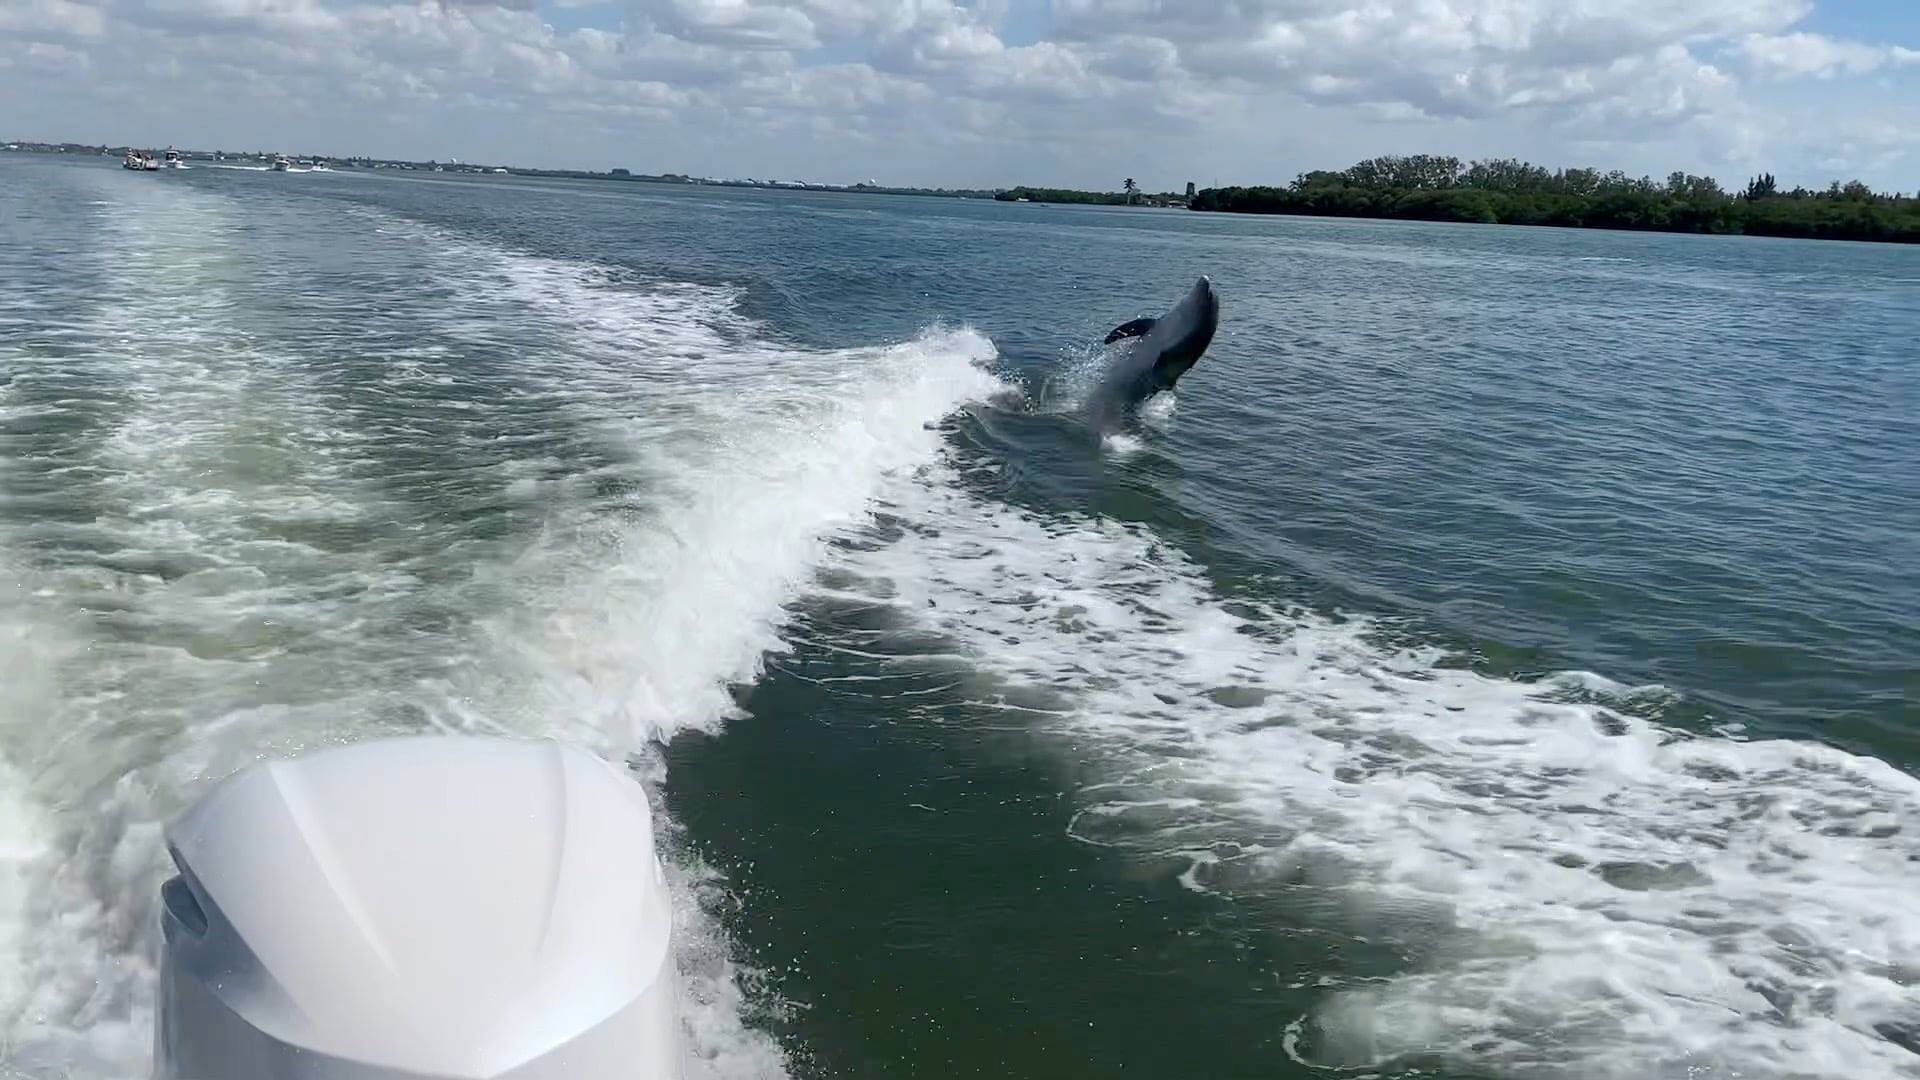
[1186,181,1196,199]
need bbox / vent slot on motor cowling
[161,873,209,939]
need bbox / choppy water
[2,156,1916,1080]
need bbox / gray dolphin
[1088,276,1220,430]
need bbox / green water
[2,155,1916,1079]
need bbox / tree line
[1189,155,1920,243]
[993,183,1190,206]
[994,186,1133,205]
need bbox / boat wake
[0,172,997,1078]
[810,461,1920,1080]
[11,159,1913,1080]
[382,220,1004,749]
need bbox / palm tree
[1123,178,1139,205]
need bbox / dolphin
[1088,276,1219,430]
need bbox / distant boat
[272,156,291,172]
[123,150,158,171]
[163,147,183,169]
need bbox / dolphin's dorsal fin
[1103,317,1156,345]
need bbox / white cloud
[1055,0,1791,124]
[1,0,1914,190]
[1738,31,1920,78]
[733,61,930,111]
[129,0,346,35]
[25,40,92,70]
[626,0,1000,53]
[640,0,819,50]
[0,0,108,39]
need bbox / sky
[3,0,1916,192]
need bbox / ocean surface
[1,155,1916,1080]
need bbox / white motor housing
[155,736,683,1079]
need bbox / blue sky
[1800,0,1917,41]
[3,0,1916,191]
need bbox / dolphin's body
[1088,276,1219,431]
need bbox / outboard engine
[156,736,682,1079]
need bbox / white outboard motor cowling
[156,736,683,1079]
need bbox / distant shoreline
[1189,157,1919,245]
[1188,198,1920,245]
[0,141,1002,201]
[14,140,1917,244]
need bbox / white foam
[0,178,1002,1076]
[664,848,798,1080]
[388,234,1003,1074]
[417,239,1001,1073]
[817,463,1920,1079]
[1099,394,1175,456]
[416,238,1003,751]
[1136,392,1177,429]
[1032,340,1112,414]
[0,589,57,1043]
[0,178,429,1076]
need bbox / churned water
[2,156,1915,1079]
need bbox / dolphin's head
[1151,275,1219,386]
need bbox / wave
[398,230,1006,750]
[377,229,1003,1078]
[813,461,1920,1079]
[0,173,999,1077]
[0,178,446,1074]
